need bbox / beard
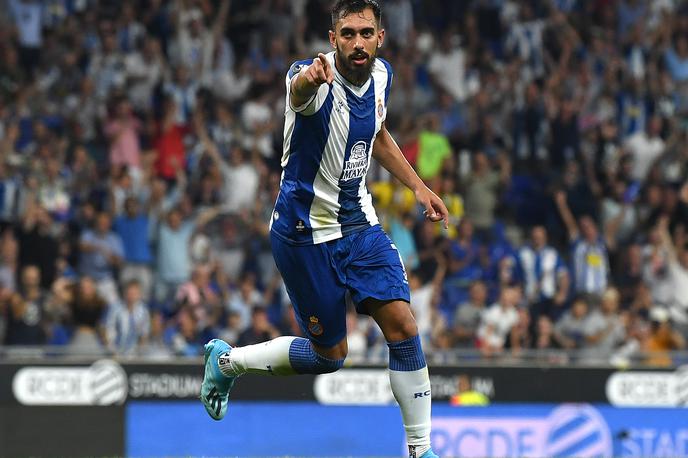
[335,43,377,86]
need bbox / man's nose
[354,39,364,50]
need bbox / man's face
[532,226,547,249]
[580,216,598,241]
[329,7,384,85]
[125,284,141,305]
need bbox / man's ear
[329,30,336,49]
[377,28,385,48]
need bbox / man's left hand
[415,186,449,229]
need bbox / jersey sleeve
[285,59,330,116]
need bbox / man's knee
[312,352,345,373]
[385,315,418,342]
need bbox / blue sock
[288,337,344,374]
[388,334,427,371]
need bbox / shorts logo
[308,316,324,336]
[341,141,368,181]
[296,219,306,232]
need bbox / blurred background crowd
[0,0,687,366]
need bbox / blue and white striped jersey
[270,51,393,245]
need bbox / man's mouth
[350,54,368,65]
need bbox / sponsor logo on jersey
[341,141,368,181]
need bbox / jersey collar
[328,51,372,98]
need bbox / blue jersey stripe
[379,58,393,105]
[273,86,335,244]
[336,80,376,234]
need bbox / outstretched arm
[372,123,449,228]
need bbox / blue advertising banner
[126,402,688,457]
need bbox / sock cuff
[387,334,426,371]
[288,337,344,374]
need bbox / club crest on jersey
[308,316,324,336]
[377,99,384,118]
[341,141,368,181]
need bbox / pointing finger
[318,53,330,69]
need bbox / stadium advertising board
[126,402,688,457]
[606,365,688,407]
[0,361,681,405]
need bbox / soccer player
[200,1,448,457]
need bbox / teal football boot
[200,339,236,420]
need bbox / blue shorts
[271,225,410,347]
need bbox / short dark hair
[331,0,381,29]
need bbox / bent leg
[221,336,347,376]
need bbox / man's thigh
[271,233,347,348]
[344,225,411,313]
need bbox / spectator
[166,306,204,356]
[124,35,167,112]
[409,260,445,350]
[555,191,610,296]
[175,264,221,328]
[553,295,593,351]
[104,97,142,170]
[453,280,487,347]
[64,276,107,356]
[154,206,219,309]
[139,310,174,360]
[225,273,265,332]
[153,97,190,181]
[114,197,153,300]
[105,280,150,356]
[643,307,686,366]
[5,266,46,345]
[14,203,59,290]
[8,0,43,78]
[518,225,569,319]
[581,287,627,362]
[476,286,521,355]
[87,25,126,104]
[237,307,279,347]
[78,211,124,305]
[658,218,688,335]
[462,152,510,239]
[624,116,665,183]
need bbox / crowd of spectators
[0,0,687,367]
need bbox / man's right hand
[291,53,334,108]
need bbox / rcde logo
[13,359,128,406]
[606,365,688,406]
[545,404,612,457]
[88,359,128,405]
[429,404,613,457]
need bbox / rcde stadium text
[129,373,201,398]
